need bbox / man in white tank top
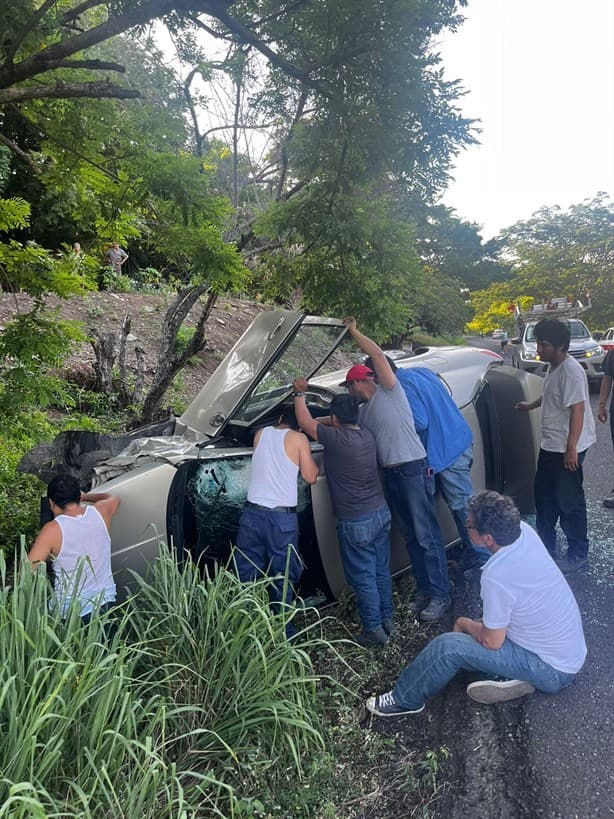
[235,407,319,628]
[28,474,120,621]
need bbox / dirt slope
[0,291,265,407]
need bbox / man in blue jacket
[366,356,489,591]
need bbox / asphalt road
[428,339,614,818]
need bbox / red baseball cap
[339,364,376,387]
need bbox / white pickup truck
[510,299,604,388]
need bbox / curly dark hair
[468,491,521,546]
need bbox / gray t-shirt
[317,425,386,520]
[358,379,426,466]
[541,356,596,453]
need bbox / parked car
[600,327,614,353]
[358,348,413,365]
[21,310,543,601]
[491,328,506,340]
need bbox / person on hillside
[366,491,586,717]
[364,355,489,576]
[293,382,394,647]
[28,474,120,623]
[342,317,450,622]
[234,407,319,629]
[104,242,128,275]
[515,318,595,573]
[597,348,614,509]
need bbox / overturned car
[21,311,543,600]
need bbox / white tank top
[53,505,116,616]
[247,427,299,508]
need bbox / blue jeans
[384,458,450,600]
[393,632,576,710]
[534,449,589,560]
[336,505,393,632]
[235,507,302,607]
[437,446,490,563]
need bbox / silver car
[23,310,544,599]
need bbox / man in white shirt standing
[366,491,586,717]
[28,474,120,622]
[235,407,319,625]
[515,318,596,573]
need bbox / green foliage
[414,204,507,291]
[0,545,330,816]
[0,306,85,416]
[0,196,29,232]
[256,189,422,338]
[498,195,614,328]
[0,412,56,551]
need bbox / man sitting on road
[293,383,394,647]
[234,407,319,629]
[342,317,450,622]
[28,474,120,623]
[364,355,489,575]
[367,491,586,717]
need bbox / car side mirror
[510,338,521,345]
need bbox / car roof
[312,345,503,409]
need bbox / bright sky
[439,0,614,238]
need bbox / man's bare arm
[28,521,61,564]
[342,316,395,389]
[292,377,320,440]
[453,616,507,649]
[564,401,584,470]
[598,375,612,423]
[82,491,121,528]
[296,433,319,484]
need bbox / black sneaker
[467,679,535,704]
[603,494,614,509]
[366,690,425,717]
[355,626,388,648]
[408,592,431,614]
[382,619,397,637]
[555,555,588,574]
[419,597,452,622]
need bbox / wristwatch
[293,391,305,397]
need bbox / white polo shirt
[481,522,587,673]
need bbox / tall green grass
[0,548,327,817]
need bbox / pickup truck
[510,300,604,389]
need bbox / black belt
[246,500,297,513]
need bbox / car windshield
[525,320,590,342]
[232,323,346,424]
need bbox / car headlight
[523,351,538,361]
[585,346,602,358]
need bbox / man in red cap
[341,318,450,621]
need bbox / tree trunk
[138,285,218,423]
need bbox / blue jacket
[396,367,472,473]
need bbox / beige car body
[31,310,544,599]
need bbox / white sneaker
[466,679,536,704]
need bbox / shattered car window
[232,325,344,423]
[186,458,311,562]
